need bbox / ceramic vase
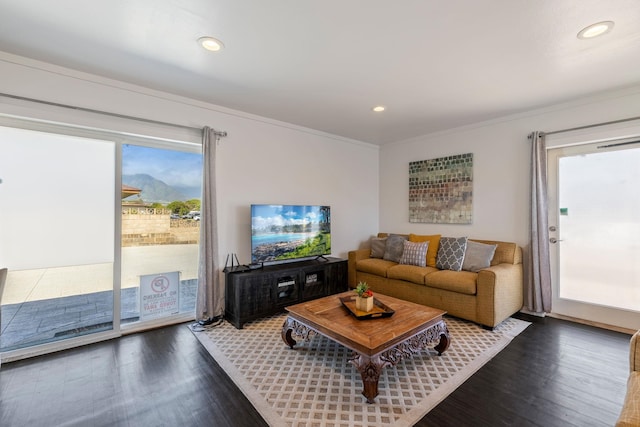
[355,296,374,312]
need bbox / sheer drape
[524,131,552,313]
[196,127,223,321]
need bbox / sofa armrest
[630,330,640,372]
[617,332,640,427]
[348,249,371,287]
[475,263,524,328]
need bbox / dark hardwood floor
[420,314,630,426]
[0,314,631,426]
[0,324,268,427]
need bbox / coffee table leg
[434,332,450,355]
[281,317,315,349]
[350,354,385,404]
[349,320,450,403]
[282,327,297,348]
[281,317,297,348]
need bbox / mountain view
[123,174,199,203]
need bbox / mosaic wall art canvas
[409,153,473,224]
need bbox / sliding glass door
[120,144,201,326]
[0,123,201,357]
[0,126,116,351]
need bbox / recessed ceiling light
[372,106,386,112]
[577,21,614,39]
[198,36,224,52]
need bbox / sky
[122,144,202,188]
[251,204,329,229]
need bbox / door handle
[549,238,564,244]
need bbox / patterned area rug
[193,313,530,427]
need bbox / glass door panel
[548,141,640,330]
[120,144,201,325]
[0,126,115,351]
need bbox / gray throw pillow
[370,237,387,258]
[383,234,408,263]
[436,236,468,271]
[462,241,497,272]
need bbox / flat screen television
[251,204,331,264]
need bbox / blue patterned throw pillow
[399,240,429,267]
[436,236,468,271]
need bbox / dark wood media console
[224,257,348,329]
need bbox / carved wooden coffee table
[281,291,450,403]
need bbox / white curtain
[196,127,223,321]
[524,131,552,313]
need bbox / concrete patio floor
[0,245,198,352]
[2,245,198,305]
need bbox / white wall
[379,85,640,249]
[4,51,640,260]
[0,53,380,264]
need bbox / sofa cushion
[356,258,397,277]
[409,234,441,268]
[387,264,437,285]
[462,241,497,272]
[425,269,478,295]
[436,236,468,271]
[399,240,429,267]
[370,237,387,258]
[383,234,408,263]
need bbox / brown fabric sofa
[348,233,523,328]
[617,330,640,426]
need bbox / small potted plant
[355,281,374,312]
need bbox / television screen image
[251,204,331,264]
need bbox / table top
[284,291,447,356]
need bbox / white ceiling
[1,1,640,145]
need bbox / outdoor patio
[0,280,196,352]
[0,245,198,352]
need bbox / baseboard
[519,308,546,318]
[547,312,636,335]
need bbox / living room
[1,2,640,426]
